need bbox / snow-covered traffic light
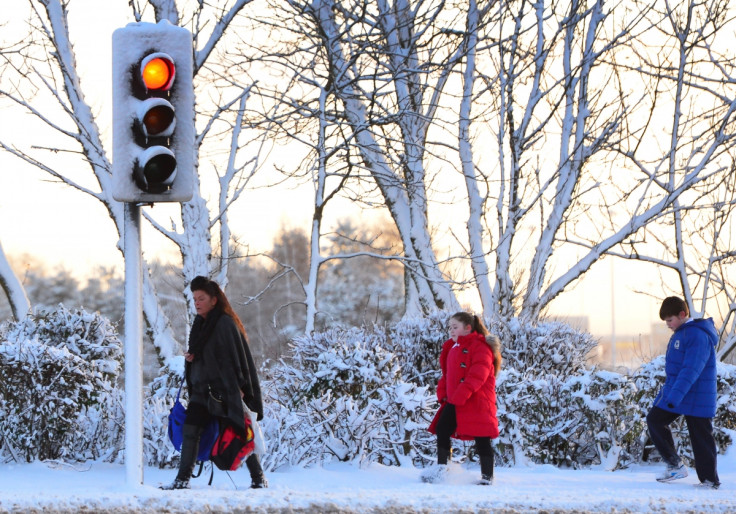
[112,21,194,203]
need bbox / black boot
[437,446,451,465]
[160,424,202,490]
[246,453,268,489]
[478,453,494,485]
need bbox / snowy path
[0,459,734,513]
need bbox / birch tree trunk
[458,0,494,317]
[275,0,462,314]
[0,241,30,320]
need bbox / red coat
[429,332,498,440]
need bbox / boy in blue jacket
[646,296,720,489]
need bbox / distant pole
[610,257,616,369]
[124,203,144,486]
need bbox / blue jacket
[654,317,718,418]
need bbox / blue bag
[167,379,219,462]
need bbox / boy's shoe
[656,463,688,483]
[420,464,449,484]
[694,480,720,490]
[477,474,493,486]
[159,478,190,490]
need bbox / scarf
[187,307,223,360]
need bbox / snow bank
[0,458,734,513]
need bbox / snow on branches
[259,313,736,472]
[0,306,123,463]
[1,307,734,471]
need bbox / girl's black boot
[478,453,494,485]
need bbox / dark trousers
[436,403,493,458]
[646,406,719,484]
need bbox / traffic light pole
[123,202,144,486]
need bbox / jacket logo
[674,339,680,350]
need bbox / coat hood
[681,317,718,348]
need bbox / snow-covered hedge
[627,356,736,469]
[494,367,645,469]
[143,372,183,468]
[258,314,736,472]
[261,327,436,470]
[4,307,733,472]
[0,307,124,463]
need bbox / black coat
[185,312,263,434]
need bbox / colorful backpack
[210,415,255,471]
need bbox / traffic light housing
[112,21,194,203]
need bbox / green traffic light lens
[134,148,177,194]
[144,153,177,185]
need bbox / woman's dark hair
[450,311,502,374]
[190,276,247,337]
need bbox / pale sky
[0,0,665,340]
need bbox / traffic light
[112,21,194,203]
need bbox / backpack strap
[191,461,215,486]
[191,460,204,479]
[175,377,184,402]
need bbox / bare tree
[248,0,471,315]
[0,0,261,371]
[605,0,736,360]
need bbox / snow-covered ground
[1,450,734,514]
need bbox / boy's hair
[659,296,689,320]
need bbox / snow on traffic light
[112,21,194,203]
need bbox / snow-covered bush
[629,356,736,468]
[0,306,123,463]
[563,370,644,469]
[261,326,436,470]
[388,311,450,387]
[210,312,736,472]
[489,317,597,377]
[143,371,184,468]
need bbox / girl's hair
[190,276,247,338]
[451,311,502,374]
[451,311,489,336]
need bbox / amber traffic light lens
[143,104,175,135]
[142,57,174,91]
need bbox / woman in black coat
[161,276,265,490]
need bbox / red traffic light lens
[141,54,175,91]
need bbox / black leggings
[436,403,493,457]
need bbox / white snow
[0,452,734,513]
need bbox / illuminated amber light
[142,57,173,90]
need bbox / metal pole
[124,202,144,486]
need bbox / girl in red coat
[422,312,502,485]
